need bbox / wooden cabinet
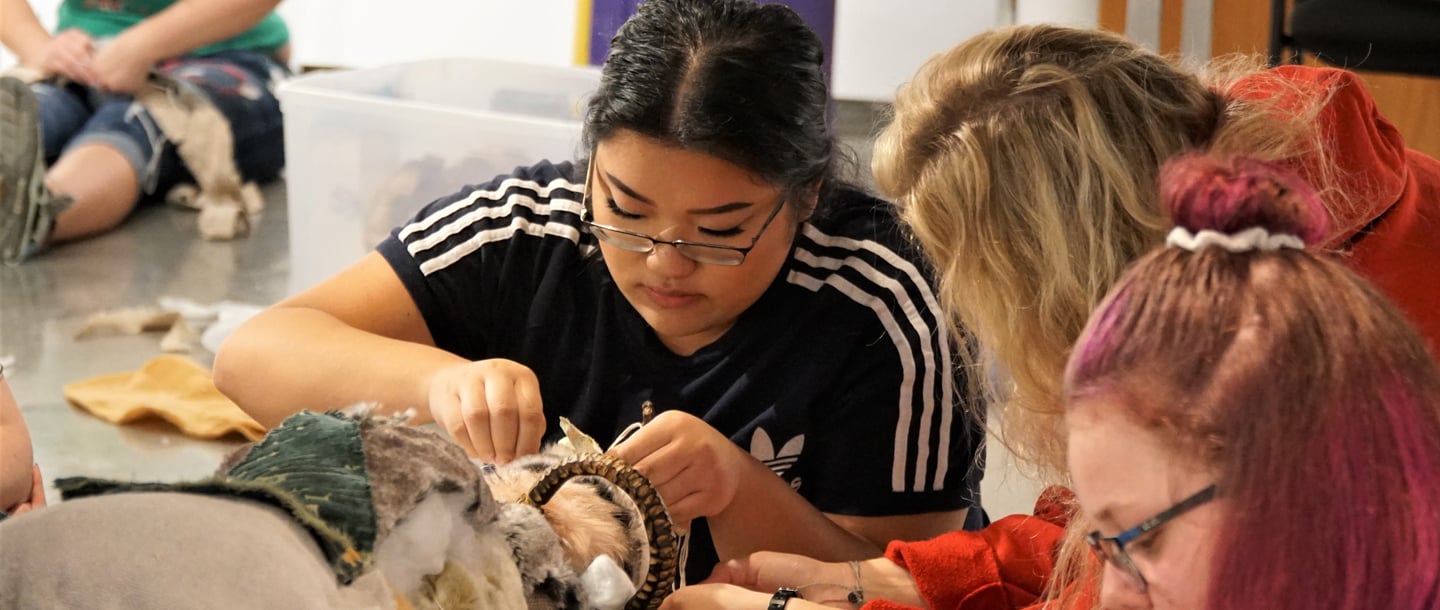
[1104,0,1440,159]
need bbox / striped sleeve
[788,223,958,494]
[392,163,592,275]
[376,160,592,358]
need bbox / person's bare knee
[45,142,142,242]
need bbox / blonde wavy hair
[873,24,1335,483]
[873,24,1341,607]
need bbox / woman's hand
[31,29,100,85]
[709,552,928,609]
[89,33,159,94]
[659,584,775,609]
[661,583,839,610]
[426,359,544,463]
[609,410,750,528]
[706,552,855,606]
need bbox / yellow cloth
[63,355,265,441]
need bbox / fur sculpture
[0,409,677,610]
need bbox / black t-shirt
[378,160,983,579]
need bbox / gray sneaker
[0,77,65,264]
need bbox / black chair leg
[1269,0,1289,66]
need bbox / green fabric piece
[225,411,378,578]
[57,411,379,584]
[56,0,289,56]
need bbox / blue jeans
[32,50,288,198]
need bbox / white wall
[1015,0,1100,28]
[831,0,1006,102]
[295,0,1011,100]
[277,0,579,70]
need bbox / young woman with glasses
[1061,154,1440,609]
[215,0,982,582]
[668,156,1440,609]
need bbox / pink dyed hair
[1065,154,1440,609]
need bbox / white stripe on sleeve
[792,224,957,492]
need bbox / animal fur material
[3,410,664,610]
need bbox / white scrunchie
[1165,226,1305,253]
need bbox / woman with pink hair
[1060,155,1440,609]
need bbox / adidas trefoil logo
[751,428,804,483]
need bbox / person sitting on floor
[0,0,288,263]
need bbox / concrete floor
[0,183,291,485]
[0,101,1045,518]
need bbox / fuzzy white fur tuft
[375,492,526,608]
[581,555,636,610]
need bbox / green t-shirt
[56,0,289,57]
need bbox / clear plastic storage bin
[278,58,600,292]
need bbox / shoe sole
[0,77,44,265]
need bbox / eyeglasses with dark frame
[1085,484,1218,593]
[579,157,787,267]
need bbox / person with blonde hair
[660,24,1440,609]
[877,24,1440,482]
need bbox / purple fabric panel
[766,0,834,83]
[589,0,644,66]
[588,0,836,84]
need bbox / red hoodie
[863,66,1440,610]
[863,487,1081,610]
[1237,66,1440,350]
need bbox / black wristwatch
[768,587,801,610]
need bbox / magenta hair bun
[1160,154,1330,248]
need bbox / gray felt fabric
[0,492,394,609]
